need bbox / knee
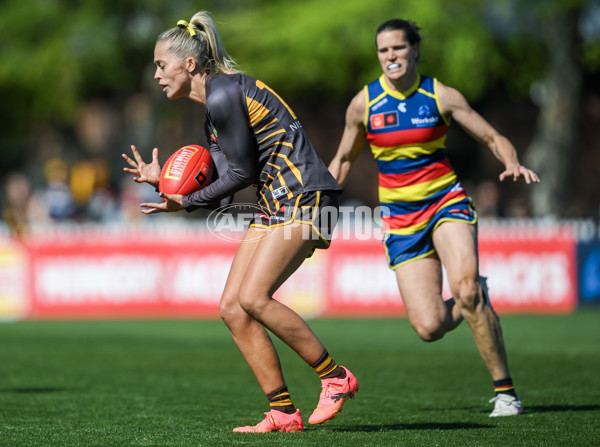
[237,287,269,319]
[453,276,481,312]
[411,318,446,342]
[219,291,249,327]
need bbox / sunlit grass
[0,312,598,446]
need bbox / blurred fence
[0,218,598,321]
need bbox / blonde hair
[157,11,239,75]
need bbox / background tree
[0,0,598,218]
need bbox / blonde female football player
[122,11,358,432]
[329,18,539,417]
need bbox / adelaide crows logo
[371,111,399,130]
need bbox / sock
[493,377,518,397]
[310,350,345,379]
[266,386,296,415]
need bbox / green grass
[0,312,599,446]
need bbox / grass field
[1,312,599,446]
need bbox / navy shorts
[249,189,340,250]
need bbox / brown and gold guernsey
[182,73,341,213]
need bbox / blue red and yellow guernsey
[364,74,470,234]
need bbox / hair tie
[177,20,196,37]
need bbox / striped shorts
[384,197,477,269]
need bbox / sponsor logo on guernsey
[450,182,464,193]
[371,111,399,130]
[372,97,389,111]
[419,105,432,117]
[271,185,289,200]
[410,116,439,126]
[410,104,439,127]
[398,102,407,113]
[289,120,303,131]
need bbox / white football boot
[489,393,522,417]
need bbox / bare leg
[395,254,463,341]
[432,221,510,380]
[219,227,286,395]
[219,224,325,395]
[237,223,327,364]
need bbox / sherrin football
[159,145,213,196]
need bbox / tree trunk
[525,9,582,217]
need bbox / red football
[159,145,213,196]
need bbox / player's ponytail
[157,11,239,75]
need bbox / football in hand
[159,145,213,196]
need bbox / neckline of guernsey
[379,73,421,100]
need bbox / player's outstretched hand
[499,164,540,184]
[122,145,161,188]
[140,193,184,214]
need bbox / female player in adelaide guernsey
[328,19,539,417]
[122,11,358,433]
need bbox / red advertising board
[478,237,577,313]
[25,231,233,319]
[0,224,578,320]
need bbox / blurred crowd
[1,157,164,237]
[1,155,532,238]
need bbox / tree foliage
[1,0,598,217]
[222,0,514,100]
[3,0,594,128]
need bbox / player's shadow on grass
[330,422,494,432]
[0,387,78,394]
[523,404,600,413]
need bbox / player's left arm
[437,82,540,184]
[181,82,256,212]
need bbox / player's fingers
[515,168,528,184]
[523,168,539,183]
[140,202,165,212]
[123,168,142,178]
[131,145,144,164]
[152,148,159,163]
[524,169,536,184]
[122,156,139,169]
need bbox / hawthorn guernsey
[159,145,213,196]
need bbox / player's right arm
[328,90,367,187]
